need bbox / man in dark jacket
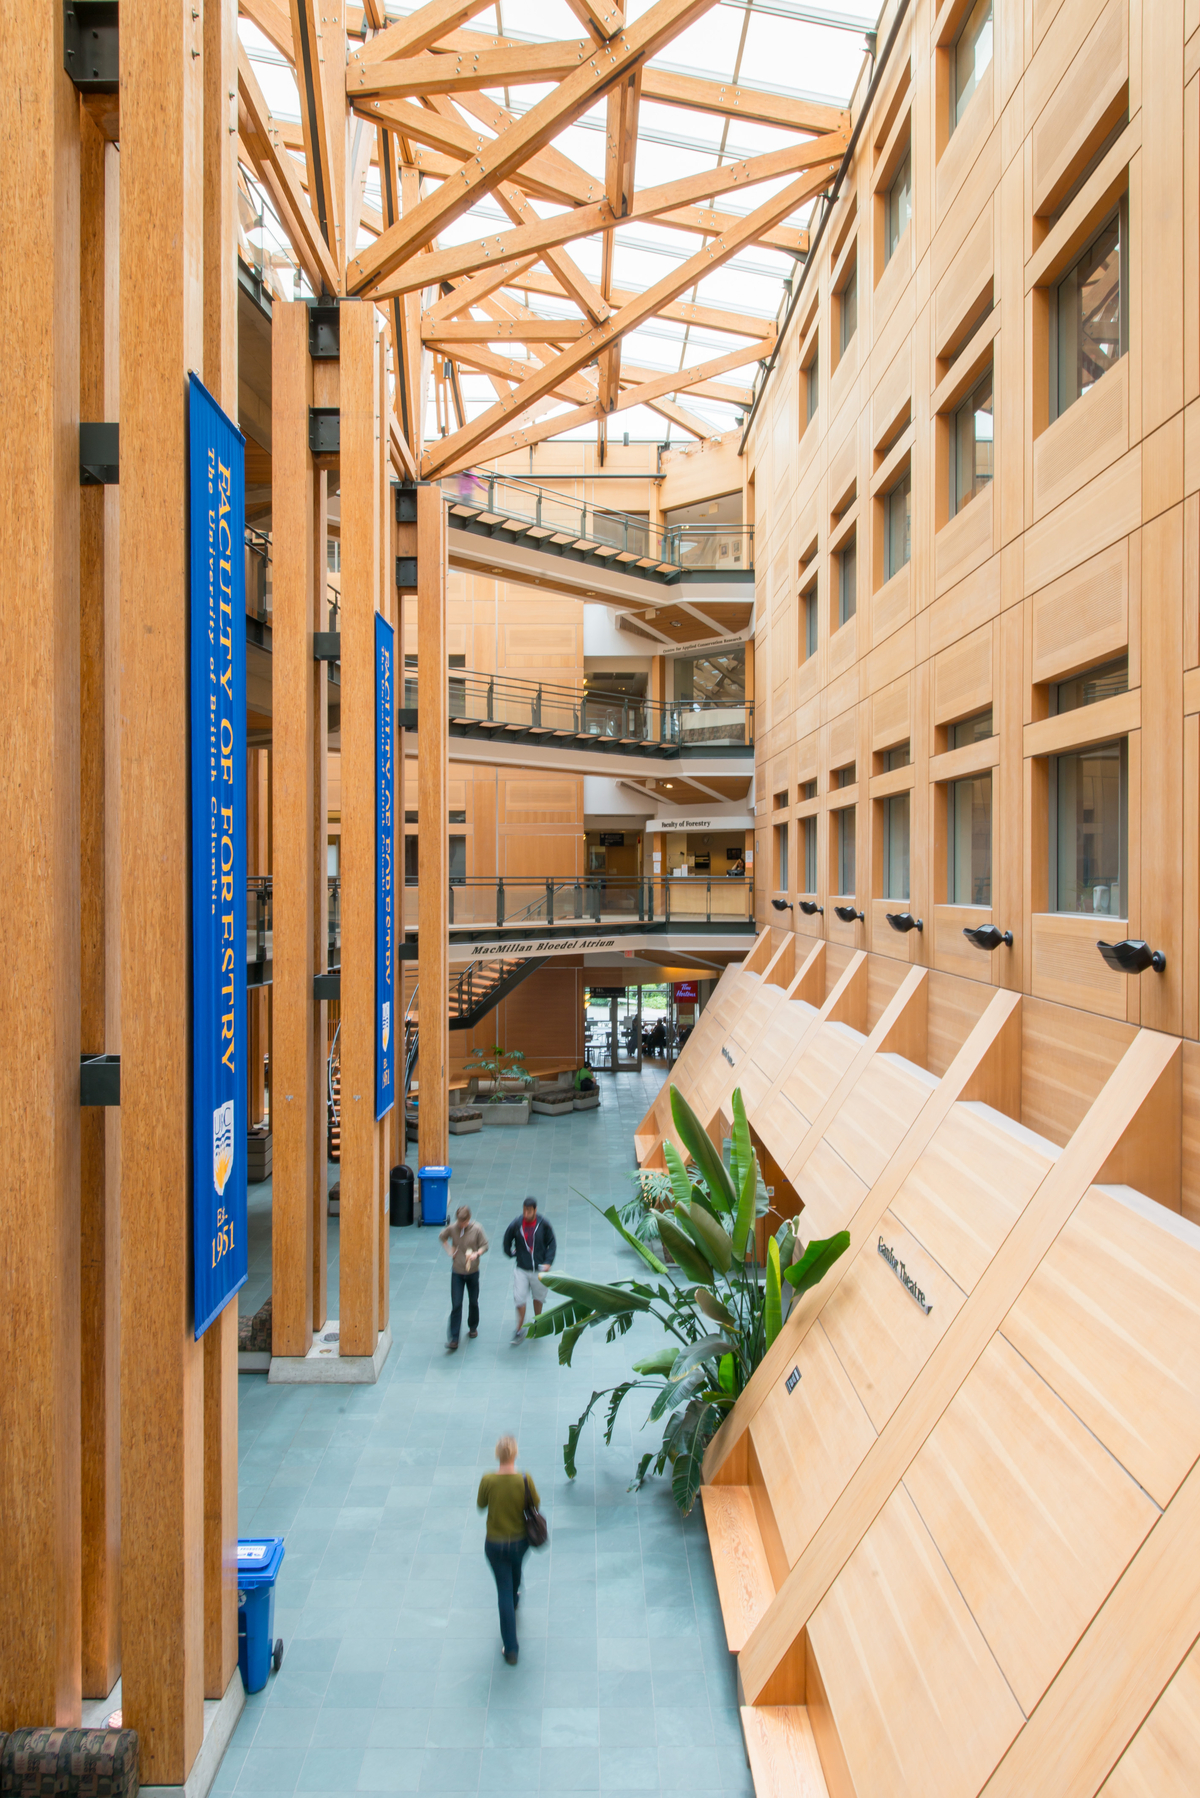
[502,1197,557,1341]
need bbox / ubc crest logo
[213,1100,235,1196]
[381,1000,390,1053]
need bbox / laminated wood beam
[1,0,82,1732]
[79,108,120,1706]
[270,301,317,1365]
[420,254,542,324]
[349,39,597,99]
[364,134,839,300]
[118,0,206,1776]
[237,47,341,295]
[202,0,241,1706]
[417,482,450,1173]
[347,0,500,74]
[640,68,849,135]
[338,301,382,1359]
[645,396,719,437]
[428,332,775,469]
[291,0,344,269]
[599,66,642,410]
[424,318,595,342]
[240,0,294,59]
[566,0,625,42]
[346,0,722,292]
[498,269,779,340]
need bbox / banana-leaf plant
[525,1083,850,1513]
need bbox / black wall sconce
[834,904,865,924]
[798,900,824,916]
[1097,939,1167,975]
[963,925,1013,952]
[770,898,793,912]
[885,912,923,933]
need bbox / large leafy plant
[525,1083,849,1512]
[463,1044,533,1089]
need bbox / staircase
[402,954,548,1109]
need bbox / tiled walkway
[222,1066,752,1798]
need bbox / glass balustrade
[440,473,754,574]
[407,667,751,747]
[404,875,754,928]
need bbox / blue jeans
[485,1537,529,1655]
[449,1270,479,1344]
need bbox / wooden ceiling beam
[347,0,721,292]
[430,333,773,471]
[240,0,294,58]
[421,255,542,323]
[365,132,840,300]
[350,39,596,100]
[565,0,626,44]
[424,319,593,341]
[498,270,777,340]
[640,68,849,135]
[349,95,595,209]
[237,47,341,294]
[289,0,344,273]
[347,0,500,73]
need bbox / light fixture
[962,925,1013,952]
[771,899,793,912]
[834,904,864,924]
[798,900,824,916]
[1096,939,1167,975]
[885,912,923,933]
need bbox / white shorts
[514,1266,548,1307]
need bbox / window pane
[886,153,911,262]
[838,807,856,894]
[775,822,789,891]
[404,836,418,881]
[840,265,857,353]
[675,647,745,705]
[884,742,911,770]
[449,835,466,885]
[953,371,993,514]
[804,816,817,891]
[839,538,857,625]
[1052,655,1129,715]
[885,473,912,578]
[1054,739,1126,914]
[949,775,992,905]
[951,708,993,748]
[804,590,818,657]
[807,349,819,421]
[884,792,910,900]
[953,0,993,127]
[1057,214,1122,415]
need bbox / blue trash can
[237,1536,286,1694]
[418,1164,452,1227]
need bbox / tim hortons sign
[878,1237,932,1313]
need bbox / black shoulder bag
[523,1475,548,1548]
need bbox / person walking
[439,1204,489,1351]
[477,1434,539,1664]
[502,1196,556,1342]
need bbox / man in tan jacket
[439,1205,489,1350]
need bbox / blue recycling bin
[237,1536,286,1694]
[418,1164,452,1227]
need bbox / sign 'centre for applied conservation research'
[189,373,248,1338]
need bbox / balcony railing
[247,877,342,982]
[402,874,754,931]
[410,667,751,748]
[442,472,754,574]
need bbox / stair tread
[700,1484,774,1652]
[740,1707,829,1798]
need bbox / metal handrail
[415,666,753,746]
[441,472,754,572]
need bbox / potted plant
[527,1084,849,1512]
[464,1046,534,1126]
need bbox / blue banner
[376,612,396,1119]
[189,373,249,1337]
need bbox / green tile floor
[223,1066,753,1797]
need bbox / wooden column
[80,106,121,1703]
[340,302,381,1355]
[202,0,241,1703]
[312,472,330,1332]
[418,481,450,1173]
[0,2,82,1731]
[272,301,317,1357]
[119,0,205,1779]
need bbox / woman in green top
[477,1434,539,1664]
